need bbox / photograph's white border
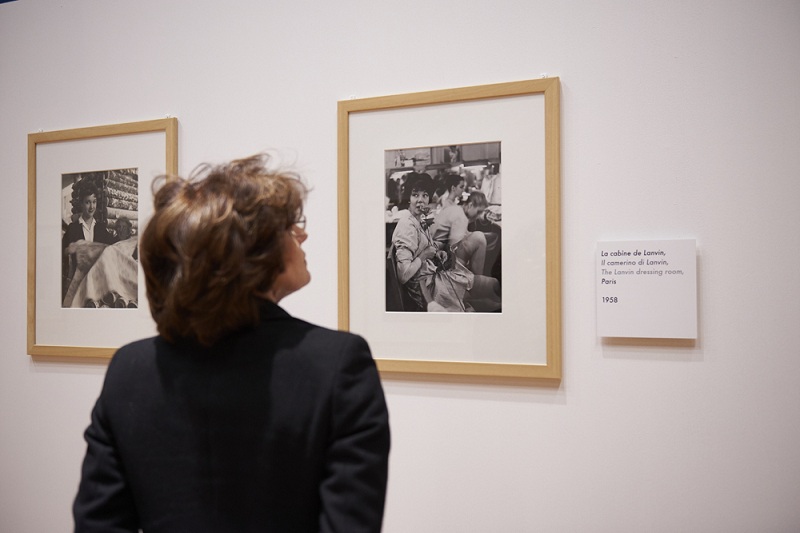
[338,80,561,380]
[28,118,178,358]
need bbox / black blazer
[73,302,390,532]
[62,219,115,250]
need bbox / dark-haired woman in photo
[62,182,116,300]
[62,183,115,251]
[389,174,439,311]
[74,155,390,532]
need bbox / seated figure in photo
[431,191,491,276]
[114,216,133,242]
[390,174,438,311]
[433,173,466,211]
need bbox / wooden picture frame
[338,78,561,381]
[28,118,178,358]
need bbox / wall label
[596,239,697,339]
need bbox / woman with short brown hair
[74,154,391,533]
[141,155,308,346]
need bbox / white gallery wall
[1,0,799,531]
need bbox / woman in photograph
[73,154,391,532]
[390,174,439,311]
[62,182,115,251]
[62,182,117,302]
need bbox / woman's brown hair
[140,154,307,345]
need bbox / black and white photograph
[61,168,139,309]
[385,141,502,313]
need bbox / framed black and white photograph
[384,141,503,313]
[61,167,140,309]
[28,118,178,358]
[338,79,561,380]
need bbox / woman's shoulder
[268,315,369,352]
[287,323,378,382]
[256,315,373,370]
[100,337,162,391]
[392,212,419,239]
[108,336,160,366]
[258,300,362,342]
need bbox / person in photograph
[390,174,439,311]
[480,163,502,205]
[443,145,461,165]
[390,175,500,312]
[435,173,466,211]
[113,216,133,242]
[73,154,391,532]
[62,183,116,300]
[115,217,139,261]
[112,216,139,261]
[62,183,115,251]
[431,190,491,276]
[395,170,431,212]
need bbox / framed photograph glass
[28,118,178,358]
[338,79,561,380]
